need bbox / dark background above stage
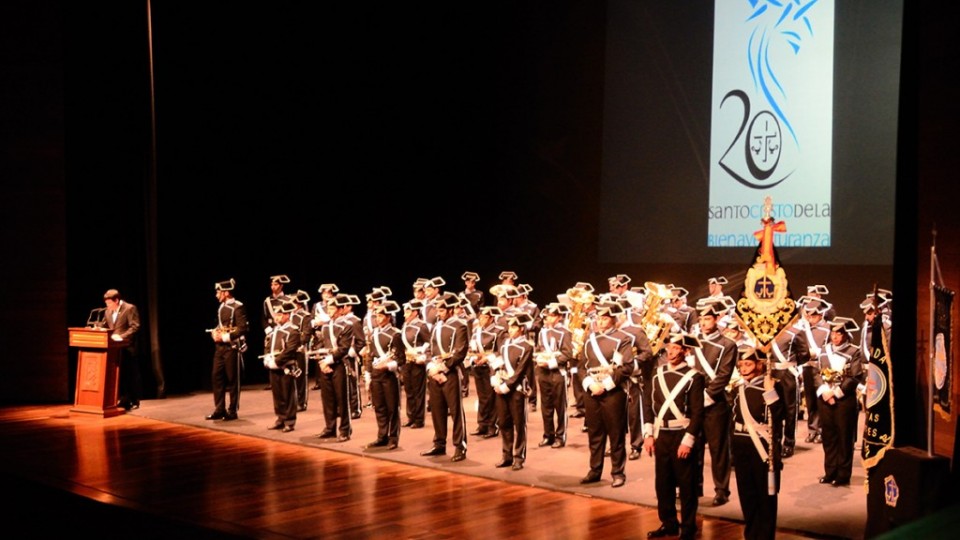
[1,1,954,456]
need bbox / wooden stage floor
[0,386,866,539]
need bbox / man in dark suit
[104,289,141,410]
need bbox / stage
[126,383,868,539]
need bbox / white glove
[364,371,372,385]
[265,326,274,336]
[263,354,278,370]
[111,334,123,342]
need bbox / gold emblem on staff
[735,197,798,352]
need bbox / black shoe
[316,430,336,439]
[482,430,499,439]
[712,493,729,506]
[782,445,795,458]
[530,403,537,412]
[351,412,362,420]
[813,433,822,444]
[604,449,611,457]
[268,423,284,430]
[421,446,445,457]
[205,411,226,420]
[647,525,680,538]
[551,440,565,449]
[297,405,307,412]
[312,384,322,390]
[511,461,524,471]
[470,429,487,436]
[223,412,238,421]
[611,476,626,488]
[629,448,641,460]
[410,423,425,429]
[538,438,554,447]
[264,385,272,390]
[818,475,836,484]
[387,441,398,450]
[570,411,585,418]
[495,458,513,468]
[337,434,350,442]
[580,472,601,484]
[451,451,466,462]
[831,479,850,487]
[366,439,388,449]
[804,432,816,443]
[129,403,140,411]
[281,425,295,433]
[403,421,415,428]
[581,426,589,433]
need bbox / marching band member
[731,348,785,540]
[490,312,534,470]
[614,295,654,461]
[468,306,506,439]
[767,316,807,458]
[310,283,339,390]
[514,283,540,411]
[207,278,249,422]
[460,271,485,314]
[340,294,366,420]
[815,317,866,487]
[643,332,705,540]
[291,290,313,412]
[364,300,405,450]
[693,298,738,506]
[667,286,698,333]
[797,297,832,444]
[263,299,300,433]
[314,295,353,442]
[564,281,597,422]
[421,276,445,328]
[420,292,470,462]
[534,303,574,449]
[455,294,476,398]
[578,300,636,489]
[400,299,431,429]
[806,284,837,321]
[262,274,290,390]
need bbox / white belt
[772,362,796,370]
[658,418,690,430]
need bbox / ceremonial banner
[735,197,798,352]
[933,285,954,419]
[862,312,894,469]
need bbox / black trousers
[627,378,644,450]
[732,434,779,540]
[571,368,586,414]
[536,367,567,443]
[583,386,628,479]
[269,366,297,427]
[772,368,799,446]
[654,429,699,536]
[820,393,858,482]
[347,355,362,415]
[295,351,308,409]
[370,370,401,443]
[472,365,496,433]
[118,346,142,407]
[496,389,528,462]
[697,400,732,497]
[801,365,820,432]
[427,369,467,452]
[212,344,240,414]
[403,362,426,426]
[319,362,351,436]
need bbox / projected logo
[708,0,834,247]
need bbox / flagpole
[928,226,936,456]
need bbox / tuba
[561,287,595,357]
[641,282,676,354]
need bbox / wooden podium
[68,327,125,417]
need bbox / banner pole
[928,227,936,456]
